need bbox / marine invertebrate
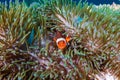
[0,0,41,79]
[42,0,120,79]
[0,1,31,48]
[0,0,120,80]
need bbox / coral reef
[0,0,120,80]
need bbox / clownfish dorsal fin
[53,31,61,41]
[56,31,63,38]
[54,31,63,41]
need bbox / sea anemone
[0,0,120,80]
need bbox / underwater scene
[0,0,120,80]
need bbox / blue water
[27,29,35,45]
[0,0,120,5]
[76,0,120,5]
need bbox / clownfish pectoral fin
[66,35,71,42]
[53,37,57,41]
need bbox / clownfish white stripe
[56,38,66,44]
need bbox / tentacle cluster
[0,0,120,80]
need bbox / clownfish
[53,31,71,50]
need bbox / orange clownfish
[53,31,71,50]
